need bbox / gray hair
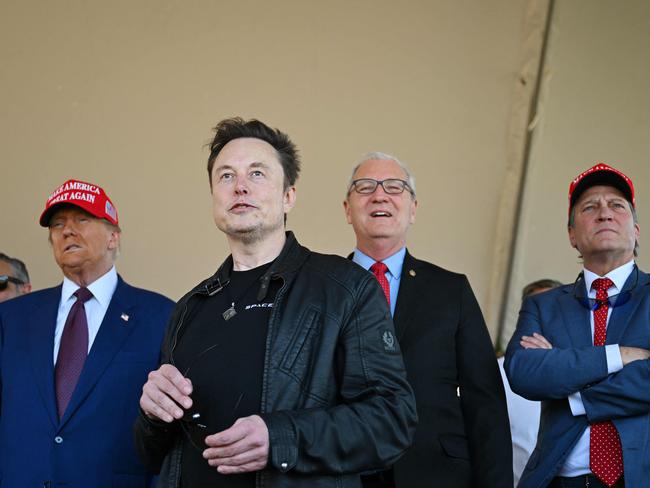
[0,252,30,284]
[347,151,416,197]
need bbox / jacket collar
[560,267,649,347]
[28,276,140,428]
[58,276,140,427]
[392,250,423,341]
[197,231,309,301]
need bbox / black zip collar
[194,231,308,302]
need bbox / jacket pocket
[439,433,470,460]
[279,306,321,373]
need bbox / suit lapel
[606,268,649,345]
[558,282,593,348]
[28,286,61,428]
[59,277,138,426]
[393,251,422,342]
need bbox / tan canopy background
[2,0,648,347]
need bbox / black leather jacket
[134,232,417,488]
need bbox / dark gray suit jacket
[363,251,512,488]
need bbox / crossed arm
[521,332,650,366]
[517,332,650,420]
[505,298,650,421]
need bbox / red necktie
[370,261,390,305]
[589,277,623,487]
[55,287,93,419]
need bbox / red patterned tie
[55,287,93,419]
[589,277,623,487]
[370,261,390,305]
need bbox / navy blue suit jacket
[505,268,650,488]
[0,276,174,488]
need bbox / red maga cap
[568,163,635,215]
[39,179,119,227]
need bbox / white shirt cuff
[567,345,622,417]
[606,344,624,374]
[568,392,586,416]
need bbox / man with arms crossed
[506,163,650,488]
[344,152,512,488]
[134,119,417,488]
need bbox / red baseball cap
[568,163,635,216]
[39,179,119,227]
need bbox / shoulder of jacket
[300,251,374,288]
[0,285,60,312]
[406,254,467,281]
[118,280,175,307]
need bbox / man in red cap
[506,163,650,488]
[0,179,174,487]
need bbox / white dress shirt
[498,356,540,486]
[53,266,118,363]
[558,260,633,477]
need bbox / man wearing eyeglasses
[0,180,174,487]
[134,119,416,488]
[505,163,650,488]
[343,153,512,488]
[0,252,31,302]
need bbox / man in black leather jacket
[134,118,417,488]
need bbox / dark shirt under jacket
[134,232,417,488]
[173,262,278,488]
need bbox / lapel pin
[409,269,416,277]
[120,313,130,322]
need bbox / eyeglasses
[171,342,245,453]
[0,275,24,291]
[348,178,414,196]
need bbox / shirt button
[281,462,288,469]
[54,436,63,444]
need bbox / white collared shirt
[53,266,118,363]
[559,259,633,477]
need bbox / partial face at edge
[0,261,22,302]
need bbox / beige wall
[1,0,530,340]
[500,0,650,346]
[7,1,646,344]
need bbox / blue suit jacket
[0,276,174,488]
[505,268,650,488]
